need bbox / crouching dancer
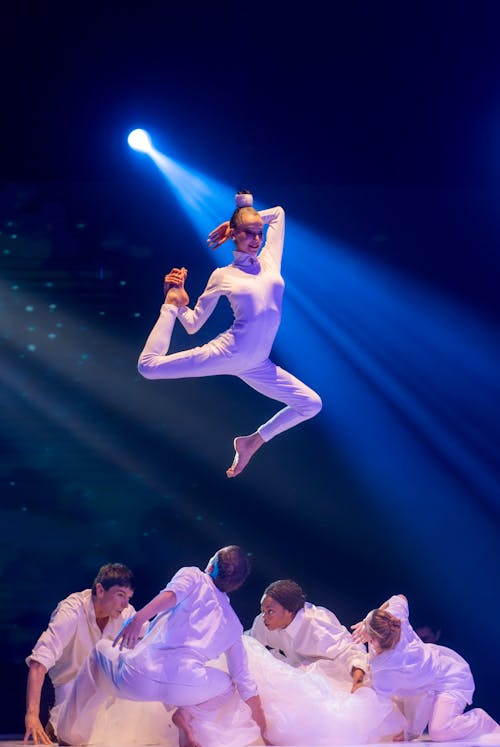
[56,546,268,747]
[352,594,500,742]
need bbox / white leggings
[428,691,500,741]
[57,640,235,745]
[137,304,322,442]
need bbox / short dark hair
[264,579,306,614]
[212,546,251,593]
[91,563,135,595]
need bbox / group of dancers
[25,554,499,746]
[24,192,500,745]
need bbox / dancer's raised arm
[256,205,285,271]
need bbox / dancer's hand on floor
[24,714,54,745]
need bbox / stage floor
[3,739,500,747]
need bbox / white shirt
[124,567,258,701]
[26,589,136,696]
[248,602,368,689]
[369,595,474,701]
[177,206,285,364]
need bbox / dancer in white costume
[56,547,268,747]
[247,579,369,692]
[23,563,141,745]
[137,190,322,477]
[352,594,500,742]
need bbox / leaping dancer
[137,190,322,477]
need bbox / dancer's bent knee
[137,355,157,379]
[301,390,322,418]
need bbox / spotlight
[128,129,153,153]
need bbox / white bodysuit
[369,595,500,741]
[137,206,322,442]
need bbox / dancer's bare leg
[172,707,201,747]
[226,432,265,478]
[164,268,189,307]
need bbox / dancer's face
[232,214,264,256]
[93,583,134,619]
[205,552,219,576]
[260,594,294,630]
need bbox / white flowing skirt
[82,636,406,746]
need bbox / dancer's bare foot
[226,432,265,478]
[392,731,405,742]
[172,708,201,747]
[164,267,189,307]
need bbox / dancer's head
[365,608,401,653]
[91,562,135,618]
[92,563,135,594]
[206,545,251,593]
[230,190,264,256]
[415,623,442,644]
[260,579,306,631]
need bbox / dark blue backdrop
[1,0,499,733]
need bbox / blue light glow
[127,128,153,153]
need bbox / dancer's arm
[385,594,408,620]
[24,599,82,744]
[246,694,270,745]
[377,595,407,613]
[113,590,177,650]
[24,662,53,744]
[226,639,270,742]
[350,666,366,693]
[176,269,223,334]
[26,599,82,675]
[257,206,285,271]
[207,221,231,249]
[294,609,368,690]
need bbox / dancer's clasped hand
[164,266,187,290]
[164,267,189,306]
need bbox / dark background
[1,0,499,733]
